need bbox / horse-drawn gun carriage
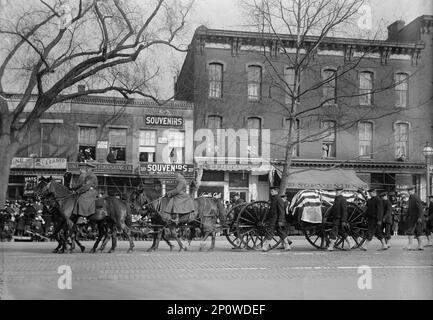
[224,189,369,251]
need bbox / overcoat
[74,172,98,216]
[164,176,194,214]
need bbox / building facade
[175,16,433,202]
[6,94,194,199]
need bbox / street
[0,236,432,300]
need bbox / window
[285,118,300,157]
[395,122,409,159]
[209,63,223,98]
[78,126,97,160]
[247,65,262,101]
[284,67,295,104]
[229,172,249,188]
[359,71,374,106]
[208,115,222,129]
[247,117,261,156]
[139,130,156,162]
[322,69,336,103]
[41,123,62,157]
[395,73,409,107]
[109,128,127,162]
[168,130,185,163]
[321,120,336,158]
[359,122,373,158]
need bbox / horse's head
[34,176,52,198]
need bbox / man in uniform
[405,186,425,250]
[328,186,354,251]
[360,188,388,251]
[425,195,433,247]
[73,162,98,217]
[164,172,194,223]
[380,191,393,248]
[262,186,292,252]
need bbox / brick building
[175,16,433,202]
[6,94,194,199]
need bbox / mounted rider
[164,172,195,223]
[73,162,98,217]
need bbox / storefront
[8,157,67,199]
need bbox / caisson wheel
[235,201,282,251]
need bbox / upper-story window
[208,115,222,129]
[247,117,261,157]
[359,121,373,158]
[322,69,337,103]
[109,128,127,162]
[395,73,409,108]
[321,120,336,158]
[168,130,185,163]
[359,71,374,106]
[394,122,409,160]
[78,126,97,161]
[209,63,223,98]
[139,130,156,163]
[41,123,63,157]
[284,67,295,104]
[247,65,262,101]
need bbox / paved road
[1,236,432,300]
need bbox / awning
[274,167,368,190]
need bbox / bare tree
[240,0,427,195]
[0,0,194,208]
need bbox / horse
[130,188,227,251]
[35,178,134,253]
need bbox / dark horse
[35,178,134,253]
[129,189,227,251]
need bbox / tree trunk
[0,136,18,209]
[278,146,293,197]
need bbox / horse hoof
[207,248,214,252]
[127,249,133,253]
[147,248,155,252]
[52,249,59,253]
[80,246,85,253]
[169,246,174,251]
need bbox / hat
[367,188,378,193]
[407,186,415,191]
[270,186,280,190]
[429,195,433,199]
[233,192,240,197]
[380,191,388,197]
[335,186,344,191]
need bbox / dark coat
[382,199,393,224]
[366,196,383,221]
[164,176,194,214]
[329,195,348,222]
[428,203,433,220]
[74,172,98,216]
[407,194,424,221]
[269,194,286,226]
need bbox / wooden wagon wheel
[235,201,282,250]
[224,202,248,248]
[334,202,367,250]
[302,206,333,249]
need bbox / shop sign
[67,162,134,174]
[139,163,194,176]
[11,157,66,169]
[145,115,184,127]
[198,186,224,199]
[97,141,108,149]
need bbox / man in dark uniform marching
[426,195,433,247]
[405,186,425,250]
[73,162,98,217]
[380,191,393,248]
[262,186,292,252]
[328,186,354,251]
[360,188,388,251]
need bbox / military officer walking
[404,187,425,250]
[360,188,388,251]
[380,191,393,247]
[328,187,354,251]
[262,186,292,252]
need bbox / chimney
[77,84,86,93]
[387,20,405,41]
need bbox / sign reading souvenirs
[67,162,133,174]
[145,115,183,127]
[140,163,194,177]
